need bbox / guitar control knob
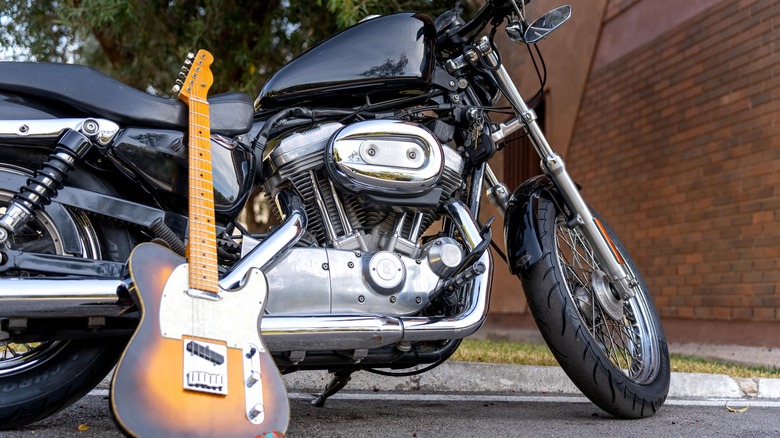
[246,371,261,388]
[248,403,264,420]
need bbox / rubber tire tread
[520,196,670,418]
[0,339,126,430]
[0,154,135,430]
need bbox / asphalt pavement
[92,326,780,402]
[278,326,780,401]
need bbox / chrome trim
[326,120,445,196]
[0,118,120,146]
[0,277,129,317]
[2,201,490,352]
[484,164,510,216]
[219,189,307,290]
[479,37,635,299]
[262,198,491,349]
[261,315,404,351]
[308,170,338,243]
[490,116,525,144]
[397,199,491,342]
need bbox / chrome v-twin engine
[262,120,465,316]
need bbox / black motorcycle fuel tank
[257,12,436,109]
[108,128,253,220]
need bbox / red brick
[568,0,780,322]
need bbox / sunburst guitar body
[110,50,288,437]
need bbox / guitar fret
[184,68,219,293]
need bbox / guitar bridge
[182,339,228,395]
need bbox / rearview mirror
[523,5,572,44]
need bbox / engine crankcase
[264,246,448,316]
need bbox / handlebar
[438,0,530,47]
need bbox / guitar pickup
[186,340,225,365]
[182,339,228,395]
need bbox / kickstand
[311,369,354,407]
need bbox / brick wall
[604,0,641,22]
[568,0,780,320]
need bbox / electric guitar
[110,50,289,437]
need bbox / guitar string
[189,99,218,336]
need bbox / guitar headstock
[173,49,214,104]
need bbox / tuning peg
[187,52,195,60]
[184,58,193,65]
[178,71,187,79]
[172,84,181,93]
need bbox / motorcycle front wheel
[521,196,670,418]
[0,156,135,430]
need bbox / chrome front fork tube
[477,37,636,300]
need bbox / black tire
[521,196,670,418]
[0,157,136,430]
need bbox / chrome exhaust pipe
[259,251,489,351]
[260,198,491,351]
[220,189,307,290]
[0,197,491,352]
[0,188,308,319]
[0,277,131,317]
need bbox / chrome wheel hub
[592,269,624,320]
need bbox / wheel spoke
[554,217,657,383]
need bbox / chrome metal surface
[309,170,338,243]
[326,120,444,196]
[261,315,404,351]
[0,277,129,317]
[242,343,265,424]
[543,154,635,299]
[490,116,525,143]
[400,199,491,342]
[219,189,307,290]
[480,37,634,299]
[484,165,510,216]
[505,20,524,43]
[0,118,119,145]
[264,246,439,316]
[424,237,463,278]
[263,199,491,350]
[328,180,353,234]
[524,5,572,44]
[0,339,67,377]
[592,269,623,320]
[264,123,343,176]
[554,218,660,384]
[0,204,32,236]
[366,251,406,294]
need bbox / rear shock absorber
[0,127,94,244]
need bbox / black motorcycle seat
[0,62,254,136]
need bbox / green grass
[453,339,780,379]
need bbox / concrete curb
[282,361,780,400]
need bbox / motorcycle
[0,0,670,431]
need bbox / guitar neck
[187,96,219,294]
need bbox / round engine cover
[325,120,444,196]
[365,251,406,294]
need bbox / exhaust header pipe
[0,196,491,351]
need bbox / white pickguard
[158,264,267,352]
[157,265,270,422]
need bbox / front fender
[503,175,556,274]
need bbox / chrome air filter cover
[325,120,444,196]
